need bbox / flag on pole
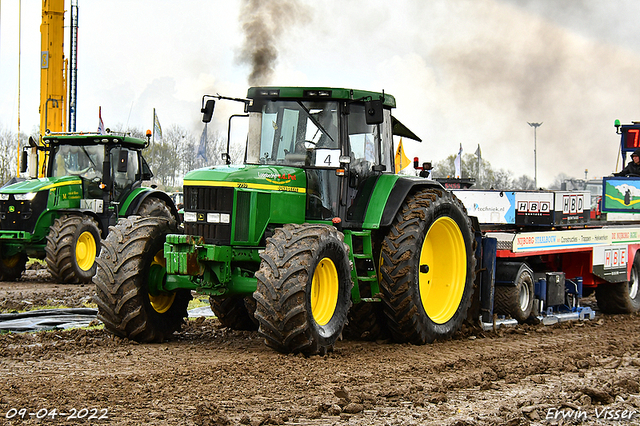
[475,144,481,159]
[197,124,207,162]
[153,109,163,141]
[98,106,105,134]
[394,138,410,173]
[454,144,462,178]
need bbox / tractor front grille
[183,186,234,245]
[0,191,49,234]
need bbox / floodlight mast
[528,122,542,188]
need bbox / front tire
[254,224,352,355]
[45,215,101,284]
[93,216,191,342]
[380,188,476,344]
[596,252,640,314]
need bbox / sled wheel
[596,252,640,314]
[209,296,258,330]
[93,216,191,342]
[0,252,27,281]
[45,214,101,284]
[494,262,535,322]
[254,224,352,355]
[380,188,476,344]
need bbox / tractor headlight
[183,211,197,222]
[14,192,37,201]
[0,193,9,201]
[207,213,220,223]
[220,213,230,224]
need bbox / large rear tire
[93,216,191,342]
[596,252,640,314]
[137,197,173,219]
[0,252,27,281]
[254,224,352,355]
[45,214,101,284]
[209,296,258,331]
[380,188,476,344]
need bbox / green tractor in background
[94,87,476,354]
[0,132,179,283]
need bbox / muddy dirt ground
[1,270,640,425]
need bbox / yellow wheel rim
[419,216,467,324]
[76,231,97,271]
[310,257,339,326]
[148,250,175,314]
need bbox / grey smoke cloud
[238,0,311,86]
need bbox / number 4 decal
[315,149,341,167]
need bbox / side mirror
[202,99,215,123]
[20,150,28,174]
[364,99,383,125]
[221,152,231,165]
[117,150,128,173]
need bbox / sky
[1,0,640,187]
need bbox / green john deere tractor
[0,132,179,283]
[94,87,476,354]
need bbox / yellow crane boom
[39,0,67,175]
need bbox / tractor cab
[203,87,419,226]
[41,133,154,208]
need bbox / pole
[152,108,156,143]
[17,0,21,177]
[528,122,542,189]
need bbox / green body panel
[117,187,153,216]
[164,165,310,295]
[247,86,396,108]
[362,174,400,229]
[184,164,307,246]
[184,164,307,193]
[0,175,82,195]
[0,176,84,254]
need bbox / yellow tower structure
[39,0,67,175]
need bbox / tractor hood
[183,164,307,193]
[0,176,82,195]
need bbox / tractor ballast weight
[0,132,178,283]
[94,87,477,355]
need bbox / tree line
[0,123,576,191]
[0,124,238,191]
[432,153,537,190]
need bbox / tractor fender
[377,177,445,228]
[123,189,180,223]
